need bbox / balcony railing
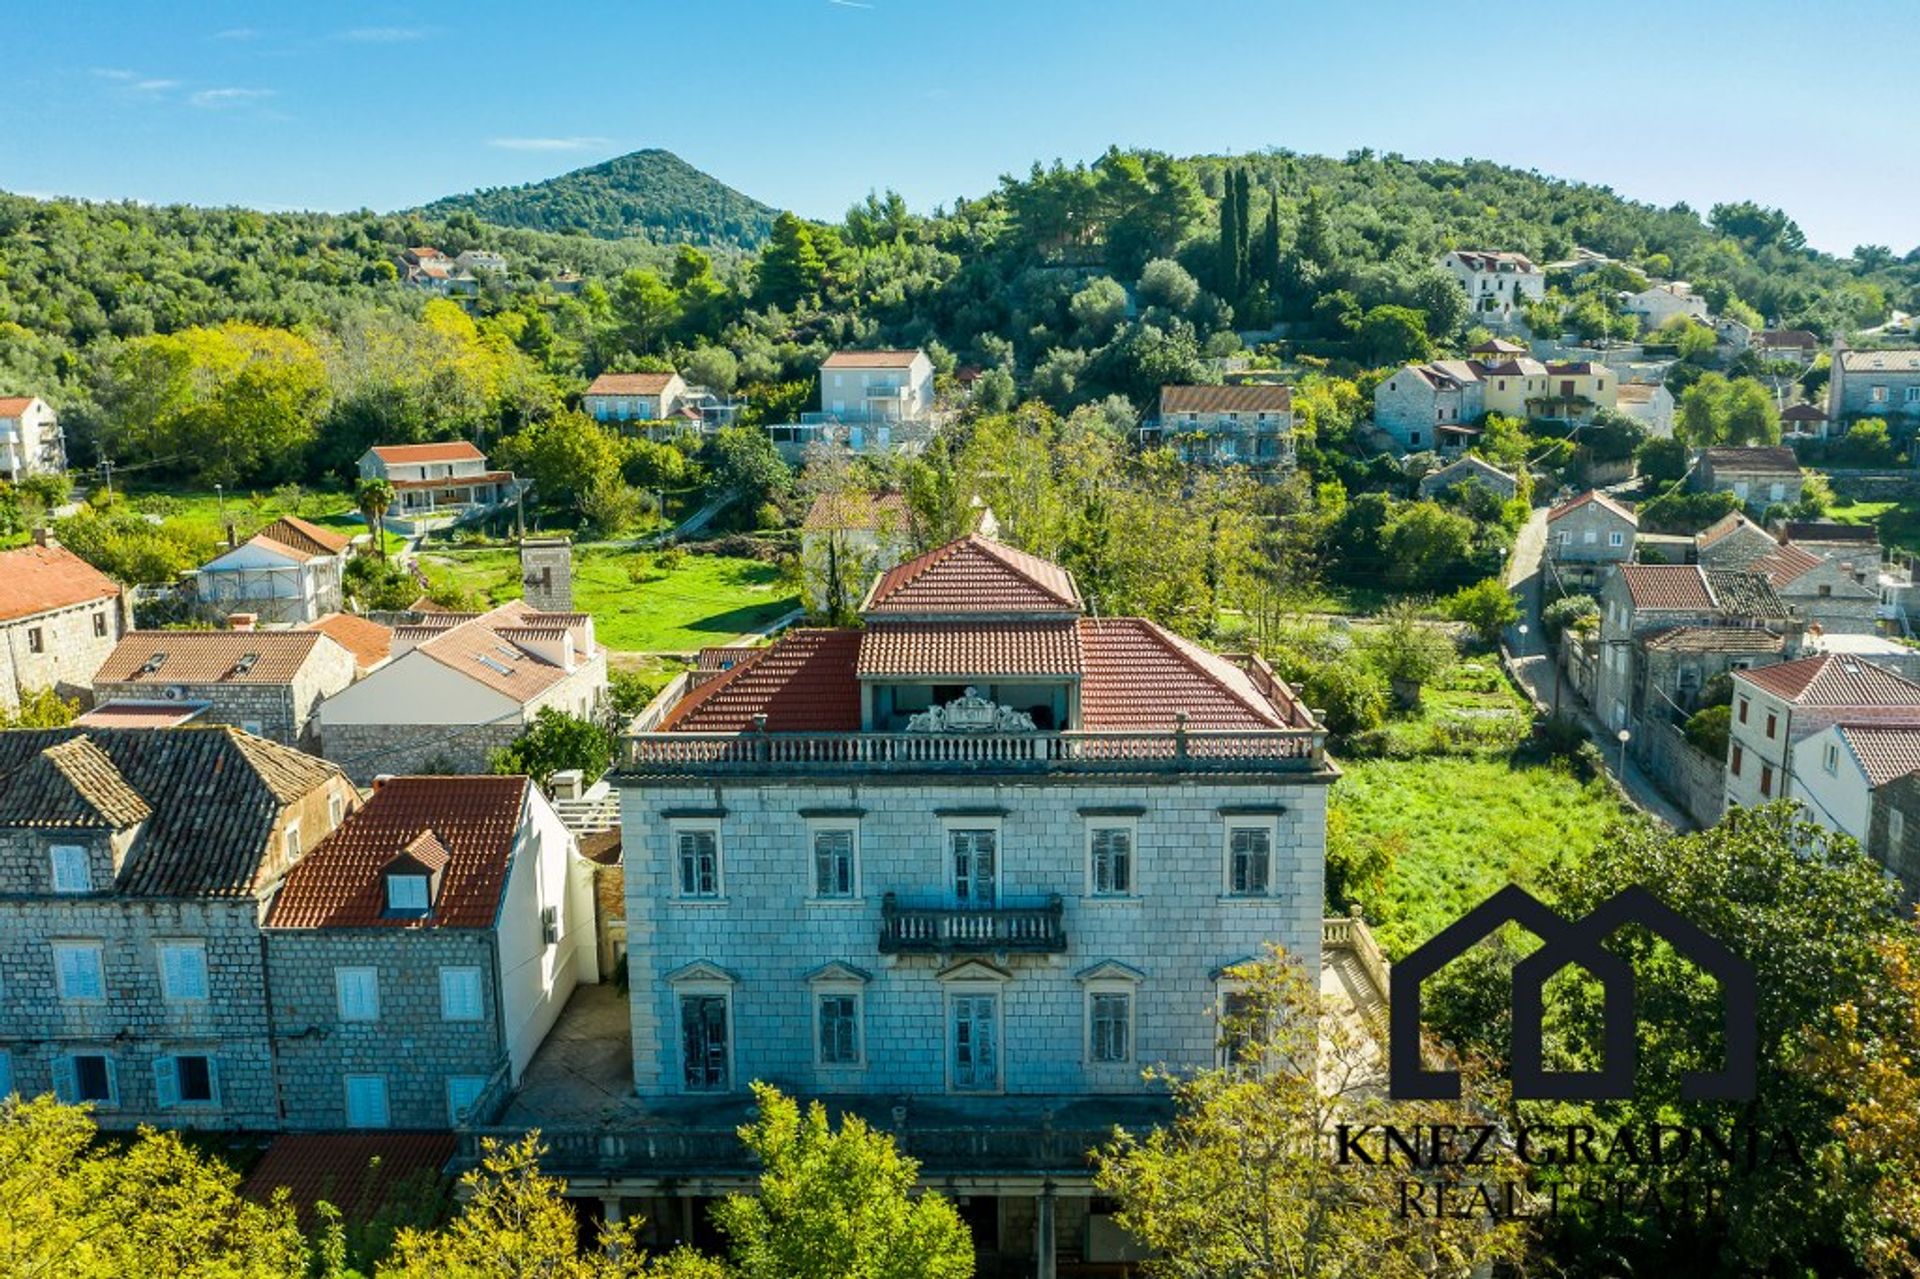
[880,893,1066,954]
[620,726,1325,775]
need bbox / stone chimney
[30,527,52,548]
[229,613,258,633]
[520,536,573,612]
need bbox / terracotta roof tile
[1618,565,1712,611]
[696,645,760,671]
[303,613,394,673]
[72,701,209,729]
[1158,384,1293,415]
[0,396,40,416]
[408,602,590,703]
[1737,654,1920,706]
[821,349,924,369]
[1838,726,1920,787]
[803,491,910,531]
[242,1134,456,1229]
[1752,543,1825,587]
[265,776,529,929]
[585,371,678,396]
[0,544,122,623]
[1696,511,1770,550]
[863,535,1080,616]
[857,620,1083,678]
[1548,490,1636,524]
[256,515,351,558]
[369,441,487,465]
[664,629,861,732]
[96,631,339,686]
[1639,626,1784,654]
[1078,617,1289,730]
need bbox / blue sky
[4,0,1914,256]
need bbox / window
[680,994,731,1091]
[1218,990,1262,1069]
[439,967,484,1021]
[154,1054,217,1107]
[27,627,43,654]
[1088,825,1133,896]
[385,873,430,914]
[157,942,209,1003]
[1892,808,1907,846]
[58,1054,116,1105]
[541,904,560,945]
[93,611,109,638]
[1609,531,1626,548]
[675,827,721,898]
[53,942,105,1002]
[344,1074,390,1128]
[1738,698,1749,724]
[1907,387,1920,404]
[50,844,90,894]
[1089,991,1133,1064]
[1765,712,1777,740]
[1825,742,1840,775]
[811,825,857,899]
[950,829,997,908]
[1872,386,1889,403]
[949,994,1000,1092]
[1731,744,1743,776]
[1556,530,1571,546]
[1583,529,1598,545]
[1227,825,1273,896]
[1769,483,1786,502]
[817,994,862,1066]
[335,967,379,1022]
[328,793,345,828]
[283,824,301,862]
[0,1050,11,1099]
[1760,764,1774,798]
[446,1075,488,1127]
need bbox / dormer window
[387,874,430,914]
[382,829,449,918]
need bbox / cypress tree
[1261,192,1282,292]
[1217,178,1239,299]
[1233,169,1252,301]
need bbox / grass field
[422,547,799,652]
[1827,495,1920,553]
[1330,756,1639,959]
[121,485,408,555]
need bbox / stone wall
[263,929,503,1129]
[0,595,125,712]
[619,774,1327,1099]
[1643,719,1725,828]
[321,718,527,784]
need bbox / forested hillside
[415,149,779,248]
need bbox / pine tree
[754,211,826,310]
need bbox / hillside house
[1539,362,1619,420]
[1440,250,1545,326]
[455,249,508,276]
[1693,446,1804,511]
[818,350,935,426]
[1418,455,1519,501]
[1547,490,1637,589]
[583,372,689,430]
[1751,542,1882,635]
[0,539,127,713]
[0,395,64,481]
[1780,403,1831,437]
[1829,348,1920,426]
[189,516,353,628]
[1373,361,1484,452]
[1754,330,1818,366]
[1726,656,1920,814]
[1596,564,1787,734]
[1624,282,1709,332]
[1147,384,1296,469]
[800,491,913,620]
[90,629,358,749]
[357,443,519,530]
[1615,382,1675,437]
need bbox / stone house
[1439,250,1544,327]
[1754,330,1818,367]
[800,491,913,620]
[0,539,128,713]
[0,727,357,1128]
[1781,402,1832,437]
[0,395,64,481]
[1868,769,1920,905]
[582,371,690,432]
[1752,543,1881,635]
[1418,454,1519,501]
[1725,655,1920,812]
[190,516,352,627]
[482,531,1339,1271]
[1596,564,1786,734]
[316,601,608,783]
[1692,446,1804,511]
[91,629,357,750]
[1828,348,1920,426]
[1373,361,1483,452]
[1623,282,1708,332]
[1695,511,1778,571]
[1781,522,1881,586]
[301,612,395,678]
[1547,490,1637,590]
[1147,384,1296,470]
[262,775,596,1130]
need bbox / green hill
[415,149,779,248]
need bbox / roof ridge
[967,536,1080,608]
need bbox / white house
[818,350,935,425]
[455,249,509,276]
[1725,655,1920,812]
[1614,382,1674,437]
[357,443,519,529]
[0,396,64,481]
[583,372,690,428]
[190,516,352,627]
[1624,282,1709,333]
[1439,250,1545,327]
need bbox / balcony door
[950,994,999,1091]
[951,830,997,909]
[680,994,730,1092]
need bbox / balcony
[879,893,1066,954]
[620,725,1326,777]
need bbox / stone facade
[1869,772,1920,906]
[1641,719,1726,828]
[1547,495,1637,593]
[1829,348,1920,425]
[620,775,1327,1099]
[0,594,127,712]
[1374,364,1480,452]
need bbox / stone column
[1034,1184,1057,1279]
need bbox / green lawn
[422,547,799,652]
[1827,495,1920,553]
[1330,757,1640,959]
[120,484,407,555]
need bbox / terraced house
[0,727,358,1128]
[474,533,1335,1276]
[1145,383,1296,470]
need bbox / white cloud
[487,136,611,152]
[212,27,259,40]
[190,87,276,108]
[133,79,181,92]
[92,68,138,80]
[338,26,428,43]
[828,0,875,9]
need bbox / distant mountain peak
[414,148,778,248]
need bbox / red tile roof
[242,1133,456,1229]
[663,629,861,732]
[369,441,487,465]
[1547,490,1636,524]
[303,612,394,672]
[585,371,679,396]
[0,396,40,416]
[96,631,341,686]
[0,543,122,623]
[1697,511,1768,550]
[1752,543,1826,588]
[265,776,530,929]
[408,601,587,703]
[388,469,513,490]
[803,490,910,532]
[1078,617,1289,730]
[863,535,1080,616]
[1737,654,1920,707]
[1838,726,1920,787]
[821,349,924,369]
[1158,384,1293,414]
[257,515,351,557]
[1617,565,1716,611]
[857,620,1083,678]
[72,701,210,728]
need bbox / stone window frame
[446,1075,488,1127]
[1078,961,1144,1067]
[1222,817,1280,899]
[669,818,725,902]
[1212,968,1269,1072]
[668,963,738,1095]
[48,842,91,894]
[153,1051,220,1109]
[938,960,1009,1096]
[1083,816,1140,900]
[52,940,106,1003]
[327,792,345,829]
[335,966,380,1023]
[92,611,108,638]
[439,966,485,1022]
[343,1073,391,1129]
[156,940,210,1004]
[939,814,1003,909]
[805,817,862,904]
[26,626,43,654]
[55,1051,118,1107]
[808,963,869,1071]
[284,821,302,862]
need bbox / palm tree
[356,477,396,561]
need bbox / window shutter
[153,1056,179,1109]
[51,1056,77,1104]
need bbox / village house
[1780,403,1832,437]
[1828,347,1920,426]
[316,600,608,783]
[819,350,936,425]
[468,531,1342,1273]
[1547,490,1637,590]
[301,613,395,679]
[1373,361,1484,452]
[356,442,520,531]
[1692,446,1805,511]
[1754,329,1818,367]
[1417,455,1519,501]
[1595,563,1786,734]
[1725,655,1920,815]
[1147,384,1297,470]
[1868,770,1920,905]
[0,395,64,481]
[0,538,127,713]
[1695,511,1779,571]
[1475,357,1551,419]
[800,490,914,619]
[90,629,357,748]
[1614,382,1675,437]
[455,249,508,276]
[582,371,690,430]
[1780,522,1881,586]
[1623,281,1709,332]
[1439,250,1545,326]
[262,775,595,1130]
[0,727,358,1128]
[1751,542,1882,635]
[1539,361,1619,420]
[397,247,477,296]
[189,516,353,628]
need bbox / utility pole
[96,457,114,501]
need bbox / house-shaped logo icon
[1388,884,1757,1102]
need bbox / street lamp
[1616,727,1631,777]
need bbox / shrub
[1684,704,1732,759]
[1443,577,1520,645]
[1302,657,1388,737]
[1541,593,1599,641]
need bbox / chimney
[519,535,573,612]
[30,527,51,548]
[372,774,394,790]
[229,613,258,633]
[1782,617,1807,656]
[225,521,239,550]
